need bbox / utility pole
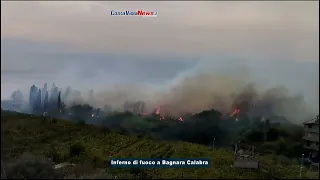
[249,104,254,129]
[253,145,255,154]
[212,138,215,150]
[262,117,269,141]
[300,153,304,179]
[235,140,241,154]
[251,145,255,157]
[1,159,7,179]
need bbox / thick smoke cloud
[81,60,315,124]
[3,53,316,124]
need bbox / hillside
[1,111,318,179]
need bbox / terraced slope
[1,111,316,179]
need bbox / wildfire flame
[154,105,184,122]
[155,107,160,115]
[230,108,240,121]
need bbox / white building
[303,115,319,157]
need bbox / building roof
[303,115,319,125]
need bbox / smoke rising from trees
[2,60,317,124]
[87,63,314,124]
[2,61,318,149]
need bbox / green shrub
[5,153,62,179]
[69,142,86,157]
[51,118,57,124]
[305,171,319,179]
[101,127,110,134]
[47,145,63,163]
[77,120,86,126]
[41,117,47,124]
[90,155,104,168]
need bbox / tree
[11,90,23,103]
[124,101,145,114]
[103,105,112,113]
[44,91,49,112]
[57,91,61,109]
[50,83,59,105]
[70,104,94,121]
[10,90,24,111]
[29,85,38,109]
[63,86,71,101]
[124,101,130,112]
[33,89,42,113]
[56,91,66,115]
[133,101,145,114]
[41,83,48,105]
[88,89,94,103]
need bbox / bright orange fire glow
[230,108,240,121]
[155,107,160,115]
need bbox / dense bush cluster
[3,153,62,179]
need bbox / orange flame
[230,108,240,121]
[155,107,160,115]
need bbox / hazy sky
[1,1,319,115]
[2,1,319,57]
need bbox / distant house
[303,115,319,158]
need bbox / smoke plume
[80,60,315,124]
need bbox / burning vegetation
[4,79,312,124]
[2,76,315,148]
